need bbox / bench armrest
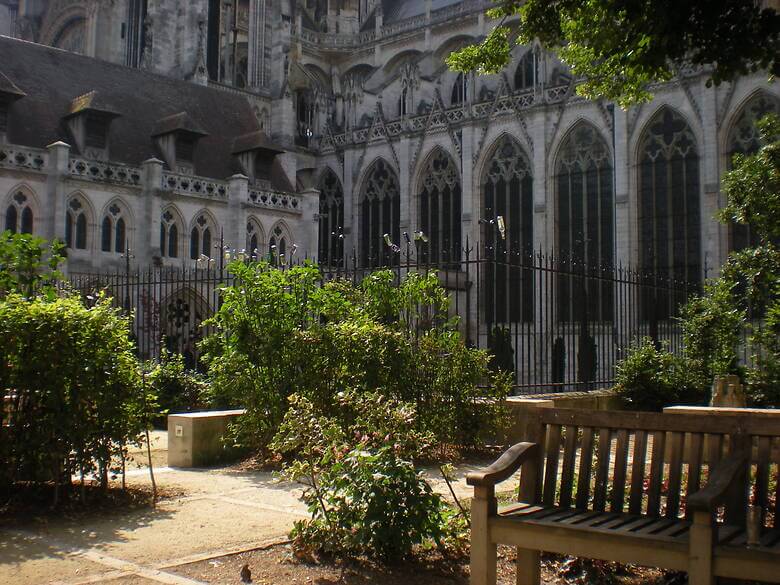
[687,451,749,514]
[466,442,540,487]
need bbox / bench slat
[708,433,724,466]
[559,425,578,509]
[593,428,612,511]
[543,424,563,506]
[647,431,666,517]
[775,439,780,529]
[629,430,648,515]
[665,432,685,518]
[576,427,595,509]
[611,429,630,513]
[686,432,704,519]
[538,408,780,436]
[755,436,771,522]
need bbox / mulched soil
[170,543,671,585]
[0,482,184,526]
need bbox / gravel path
[0,436,497,585]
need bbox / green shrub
[145,349,208,426]
[272,392,462,561]
[201,261,509,453]
[614,338,705,411]
[0,293,150,501]
[0,231,63,298]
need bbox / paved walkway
[0,436,499,585]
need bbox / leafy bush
[144,350,208,426]
[0,231,63,298]
[201,262,509,453]
[614,339,705,412]
[272,392,463,561]
[0,293,150,502]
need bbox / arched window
[555,123,614,322]
[398,87,408,117]
[726,93,780,251]
[451,72,467,105]
[66,196,88,249]
[418,149,462,266]
[638,108,701,318]
[318,168,344,267]
[514,50,537,90]
[160,209,179,258]
[190,213,214,260]
[5,190,34,234]
[246,219,264,260]
[100,202,129,254]
[269,224,293,266]
[482,136,534,323]
[360,159,400,268]
[101,216,112,252]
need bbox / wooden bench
[468,407,780,585]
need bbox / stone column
[44,141,70,244]
[248,0,268,89]
[299,187,321,261]
[140,157,164,265]
[399,136,412,238]
[699,84,721,278]
[342,148,356,257]
[227,174,249,250]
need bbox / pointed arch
[723,91,780,251]
[160,205,184,259]
[359,157,400,268]
[553,120,615,322]
[100,198,133,254]
[65,191,94,250]
[160,287,212,369]
[637,106,701,318]
[514,49,538,91]
[4,184,39,235]
[189,210,219,261]
[480,134,534,324]
[246,216,265,259]
[416,146,462,266]
[451,72,468,105]
[268,220,294,266]
[317,167,344,267]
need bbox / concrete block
[167,409,247,468]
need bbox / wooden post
[516,409,543,585]
[470,485,497,585]
[688,510,714,585]
[516,549,540,585]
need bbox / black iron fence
[67,241,701,394]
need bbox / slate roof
[0,36,291,189]
[382,0,462,23]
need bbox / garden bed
[169,543,670,585]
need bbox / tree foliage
[0,231,63,298]
[447,0,780,107]
[201,262,510,453]
[0,293,151,502]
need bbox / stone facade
[2,0,779,279]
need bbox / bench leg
[688,511,714,585]
[516,548,540,585]
[470,486,497,585]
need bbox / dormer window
[176,134,196,163]
[152,112,207,174]
[0,72,25,138]
[0,103,8,134]
[85,115,108,149]
[64,91,119,158]
[232,130,285,184]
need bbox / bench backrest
[520,408,780,528]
